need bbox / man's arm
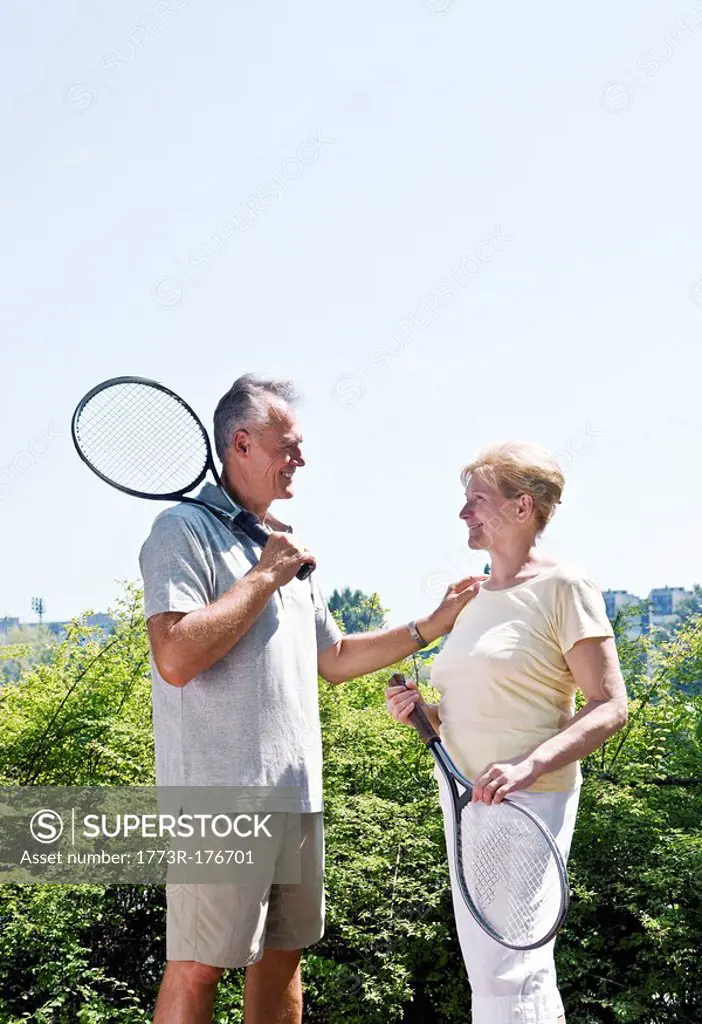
[149,532,315,687]
[149,565,277,686]
[317,575,486,684]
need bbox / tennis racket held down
[388,671,570,951]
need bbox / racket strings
[90,390,190,467]
[458,801,562,947]
[84,397,200,492]
[107,409,194,484]
[75,382,208,495]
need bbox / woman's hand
[472,754,540,805]
[426,575,488,637]
[385,673,425,725]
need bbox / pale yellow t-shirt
[430,563,614,792]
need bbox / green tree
[0,588,699,1022]
[673,584,702,627]
[328,588,388,634]
[0,625,57,686]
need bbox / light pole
[31,597,45,626]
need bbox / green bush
[0,589,699,1022]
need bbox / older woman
[386,441,628,1024]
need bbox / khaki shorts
[165,812,324,968]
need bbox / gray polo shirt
[138,483,342,813]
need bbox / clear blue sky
[2,0,701,626]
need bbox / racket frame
[71,376,215,501]
[71,375,313,579]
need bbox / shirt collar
[196,482,293,533]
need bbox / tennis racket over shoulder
[390,673,569,950]
[71,376,314,581]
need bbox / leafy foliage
[0,627,57,687]
[0,587,699,1022]
[670,585,702,629]
[0,586,153,788]
[328,589,387,634]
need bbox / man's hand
[256,531,316,588]
[317,575,484,686]
[472,755,539,805]
[425,575,488,637]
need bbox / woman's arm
[530,635,628,772]
[473,636,628,804]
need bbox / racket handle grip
[409,702,440,746]
[235,512,270,547]
[393,673,440,746]
[235,511,315,580]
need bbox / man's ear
[232,429,250,456]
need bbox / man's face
[236,401,305,505]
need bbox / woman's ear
[517,493,535,520]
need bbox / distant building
[0,614,116,645]
[647,586,693,632]
[45,614,117,640]
[602,590,648,638]
[603,590,639,619]
[602,586,695,637]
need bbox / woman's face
[459,472,516,550]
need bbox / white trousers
[436,768,580,1024]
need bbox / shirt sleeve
[553,577,614,654]
[311,576,343,653]
[139,513,214,620]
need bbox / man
[140,374,483,1024]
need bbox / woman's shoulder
[540,560,603,591]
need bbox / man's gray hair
[213,374,299,461]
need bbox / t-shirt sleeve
[311,577,343,653]
[553,577,614,654]
[139,513,214,620]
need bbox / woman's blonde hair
[460,441,565,534]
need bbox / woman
[386,441,628,1024]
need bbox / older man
[140,374,481,1024]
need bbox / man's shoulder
[141,501,231,559]
[138,506,199,572]
[146,502,208,538]
[142,501,259,564]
